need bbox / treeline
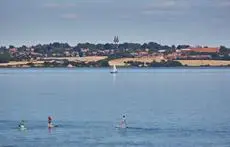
[1,42,230,64]
[31,59,110,68]
[1,42,230,53]
[0,42,192,52]
[1,42,230,55]
[125,60,183,67]
[75,42,174,51]
[0,51,11,63]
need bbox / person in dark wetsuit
[18,120,25,128]
[18,120,26,130]
[48,116,53,128]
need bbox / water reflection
[48,127,52,133]
[112,73,117,85]
[117,128,127,136]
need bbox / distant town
[1,37,230,68]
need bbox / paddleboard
[48,124,58,128]
[115,126,128,129]
[18,125,27,131]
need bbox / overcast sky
[0,0,230,47]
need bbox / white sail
[113,65,117,72]
[111,65,118,73]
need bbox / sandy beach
[0,61,44,67]
[1,57,230,67]
[177,60,230,66]
[0,56,108,67]
[108,56,165,66]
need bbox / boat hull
[110,71,118,74]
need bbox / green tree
[0,52,11,63]
[104,43,113,50]
[0,46,7,52]
[176,45,190,49]
[97,59,109,67]
[18,45,27,52]
[219,46,228,53]
[9,45,15,49]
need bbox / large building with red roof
[189,47,220,53]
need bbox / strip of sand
[109,56,165,66]
[0,56,108,67]
[177,60,230,66]
[0,61,44,67]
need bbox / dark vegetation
[1,42,230,67]
[125,60,183,67]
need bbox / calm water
[0,68,230,147]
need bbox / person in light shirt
[120,115,127,128]
[48,116,53,128]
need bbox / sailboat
[110,65,118,74]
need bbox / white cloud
[60,13,78,20]
[44,3,60,8]
[141,0,189,15]
[218,0,230,7]
[186,0,230,8]
[44,3,76,9]
[142,10,157,15]
[146,0,186,10]
[79,0,113,3]
[148,0,177,9]
[44,0,113,8]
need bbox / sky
[0,0,230,47]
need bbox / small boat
[67,64,74,68]
[110,65,118,73]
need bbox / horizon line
[0,41,226,48]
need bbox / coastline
[1,56,230,68]
[0,64,230,68]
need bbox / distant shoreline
[1,56,230,68]
[0,59,230,68]
[1,65,230,69]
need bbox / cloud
[148,0,177,9]
[44,0,113,8]
[79,0,113,3]
[44,3,76,9]
[186,0,230,9]
[44,3,60,8]
[141,0,188,15]
[218,0,230,7]
[60,13,78,20]
[141,10,165,15]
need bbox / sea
[0,68,230,147]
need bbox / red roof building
[189,47,219,53]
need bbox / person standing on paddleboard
[48,116,53,128]
[120,115,127,128]
[18,120,25,128]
